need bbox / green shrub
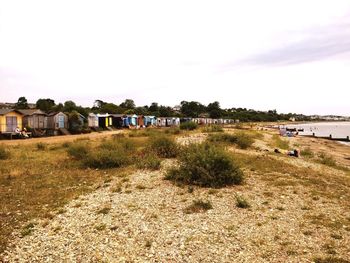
[83,148,130,169]
[202,125,224,133]
[180,122,198,130]
[100,138,136,153]
[301,147,314,158]
[166,143,243,188]
[235,132,254,149]
[36,142,47,151]
[184,200,213,214]
[235,195,250,208]
[0,146,10,160]
[148,136,178,158]
[136,152,161,170]
[67,143,90,160]
[208,132,254,149]
[317,152,337,167]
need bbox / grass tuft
[184,200,213,214]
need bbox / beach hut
[88,113,99,128]
[144,116,156,127]
[46,112,69,135]
[0,109,23,133]
[126,114,138,127]
[157,117,167,127]
[111,114,125,128]
[19,109,47,130]
[166,117,180,126]
[97,113,113,129]
[137,115,145,127]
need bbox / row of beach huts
[0,108,238,138]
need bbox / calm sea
[285,122,350,140]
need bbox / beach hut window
[6,116,17,132]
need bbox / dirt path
[0,130,124,146]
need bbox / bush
[100,138,135,153]
[202,125,223,133]
[83,148,130,169]
[166,143,243,188]
[148,136,178,158]
[180,122,198,131]
[136,152,161,170]
[36,142,47,151]
[235,132,254,149]
[0,146,10,160]
[208,132,254,149]
[67,143,90,160]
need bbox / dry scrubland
[0,125,350,262]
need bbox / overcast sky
[1,0,350,115]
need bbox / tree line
[13,96,311,122]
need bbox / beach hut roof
[47,111,66,117]
[18,109,46,116]
[0,109,23,116]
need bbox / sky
[1,0,350,115]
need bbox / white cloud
[1,0,350,115]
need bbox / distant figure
[14,126,20,135]
[21,128,29,138]
[287,149,299,157]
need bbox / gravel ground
[3,156,350,263]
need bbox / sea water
[285,122,350,139]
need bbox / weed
[301,147,314,158]
[184,200,213,214]
[136,152,161,170]
[317,152,337,167]
[20,223,35,237]
[95,224,106,231]
[235,195,250,209]
[0,146,10,160]
[36,142,47,151]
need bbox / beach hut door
[58,115,65,128]
[6,116,17,132]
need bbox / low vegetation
[166,143,243,188]
[301,147,314,158]
[0,146,10,160]
[183,200,213,214]
[148,136,178,158]
[180,122,198,131]
[208,132,255,149]
[317,152,337,167]
[272,134,290,150]
[201,125,224,133]
[36,142,47,151]
[235,195,250,209]
[135,152,161,170]
[67,142,90,160]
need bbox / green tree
[36,98,55,112]
[119,99,135,110]
[207,101,222,118]
[15,97,29,109]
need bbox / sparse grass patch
[135,151,161,170]
[272,134,290,150]
[208,132,254,149]
[164,127,181,135]
[180,122,198,131]
[36,142,47,151]
[67,142,90,160]
[184,200,213,214]
[301,147,314,158]
[0,146,11,160]
[83,148,131,169]
[202,125,224,133]
[148,136,178,158]
[166,143,243,188]
[317,152,337,167]
[235,195,250,209]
